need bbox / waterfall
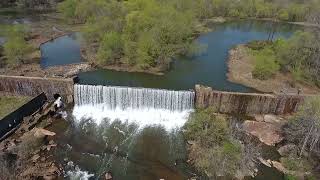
[73,84,195,129]
[74,84,195,111]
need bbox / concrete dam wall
[0,75,74,102]
[195,85,304,115]
[0,75,306,115]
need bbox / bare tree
[284,97,320,157]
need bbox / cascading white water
[74,84,194,111]
[72,84,195,129]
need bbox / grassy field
[0,96,30,119]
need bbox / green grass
[0,96,30,119]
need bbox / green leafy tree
[184,108,229,147]
[184,108,260,179]
[97,32,123,65]
[58,0,77,20]
[1,25,32,66]
[252,48,280,80]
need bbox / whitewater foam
[66,164,94,180]
[72,84,194,130]
[72,104,192,130]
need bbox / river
[8,18,302,179]
[40,20,299,92]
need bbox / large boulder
[243,121,284,146]
[277,144,298,156]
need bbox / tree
[284,96,320,157]
[97,32,123,65]
[57,0,77,21]
[184,109,260,179]
[252,48,280,80]
[1,25,33,66]
[184,108,229,147]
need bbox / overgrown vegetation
[184,108,260,179]
[201,0,320,22]
[282,97,320,178]
[0,25,33,67]
[247,30,320,86]
[284,97,320,157]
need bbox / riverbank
[227,45,320,94]
[0,62,91,78]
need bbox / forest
[0,0,319,73]
[56,0,320,72]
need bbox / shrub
[1,25,33,66]
[247,40,270,50]
[278,9,290,21]
[252,48,280,80]
[281,156,313,172]
[184,108,228,147]
[97,32,123,65]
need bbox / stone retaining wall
[0,75,74,103]
[195,85,305,115]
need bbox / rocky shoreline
[0,100,63,179]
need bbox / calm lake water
[74,20,299,92]
[40,33,82,68]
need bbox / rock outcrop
[277,144,298,156]
[0,101,61,180]
[243,120,284,146]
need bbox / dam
[0,75,304,116]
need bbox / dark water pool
[76,20,299,92]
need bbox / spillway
[72,84,195,129]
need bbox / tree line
[57,0,320,71]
